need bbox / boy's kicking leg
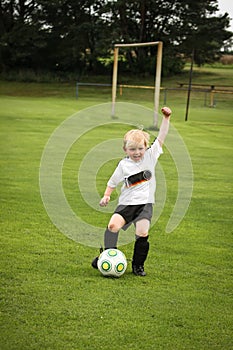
[91,214,125,269]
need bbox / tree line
[0,0,232,78]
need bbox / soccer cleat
[91,256,99,269]
[132,265,146,276]
[91,246,103,269]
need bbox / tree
[0,0,232,77]
[171,0,233,65]
[0,0,47,71]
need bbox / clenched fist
[161,107,172,118]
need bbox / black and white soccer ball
[97,248,127,277]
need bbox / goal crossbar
[115,41,160,48]
[111,41,163,128]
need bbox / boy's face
[124,143,146,162]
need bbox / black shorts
[114,203,153,230]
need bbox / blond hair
[123,129,150,149]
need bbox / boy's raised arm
[157,107,172,146]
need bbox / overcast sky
[218,0,233,32]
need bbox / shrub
[220,55,233,65]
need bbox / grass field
[0,66,233,349]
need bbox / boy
[92,107,172,276]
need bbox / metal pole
[163,88,167,105]
[185,49,194,121]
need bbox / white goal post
[111,41,163,128]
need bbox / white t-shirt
[107,139,163,205]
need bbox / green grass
[0,67,233,349]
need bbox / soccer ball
[97,248,127,277]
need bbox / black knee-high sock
[132,236,149,267]
[104,228,119,249]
